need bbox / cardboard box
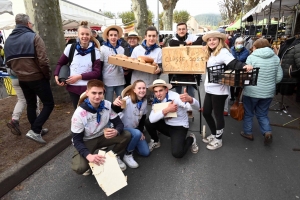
[108,56,157,74]
[162,45,207,74]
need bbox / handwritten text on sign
[162,46,207,74]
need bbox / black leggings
[69,92,80,109]
[203,93,228,139]
[145,118,193,158]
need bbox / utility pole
[157,0,159,32]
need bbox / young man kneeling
[71,79,131,175]
[145,79,200,158]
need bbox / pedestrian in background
[241,38,283,145]
[4,13,54,144]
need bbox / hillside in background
[194,14,222,27]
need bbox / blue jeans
[19,79,54,133]
[124,128,150,157]
[104,85,124,103]
[243,96,273,135]
[175,85,194,97]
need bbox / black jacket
[278,37,300,83]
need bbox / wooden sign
[89,150,127,196]
[153,102,177,118]
[162,45,207,74]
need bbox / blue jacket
[244,47,283,99]
[230,46,249,62]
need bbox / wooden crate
[108,56,156,74]
[162,45,207,74]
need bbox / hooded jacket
[230,46,249,62]
[244,47,283,98]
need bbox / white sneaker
[189,133,199,154]
[117,156,127,171]
[206,138,222,150]
[123,154,139,168]
[148,139,161,152]
[82,169,91,176]
[26,130,46,144]
[202,134,215,144]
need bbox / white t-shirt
[149,90,200,128]
[130,45,162,88]
[71,100,118,141]
[119,96,148,129]
[64,42,101,86]
[204,48,235,95]
[100,45,125,86]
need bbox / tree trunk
[132,0,148,37]
[159,0,178,30]
[24,0,69,103]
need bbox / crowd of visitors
[4,12,299,175]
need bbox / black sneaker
[7,119,22,135]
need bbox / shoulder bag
[230,88,244,121]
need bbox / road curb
[0,132,72,198]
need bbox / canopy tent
[0,0,13,15]
[0,13,105,31]
[225,19,244,31]
[257,18,278,25]
[61,13,104,30]
[242,0,299,22]
[0,18,15,30]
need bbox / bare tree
[132,0,148,37]
[218,0,260,24]
[218,0,241,23]
[24,0,68,102]
[244,0,260,13]
[159,0,179,30]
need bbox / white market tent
[61,13,104,30]
[0,0,13,15]
[241,0,300,37]
[242,0,299,22]
[0,18,15,30]
[0,13,105,30]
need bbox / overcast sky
[69,0,220,18]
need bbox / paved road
[3,74,300,200]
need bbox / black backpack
[58,43,96,83]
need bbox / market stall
[0,0,13,15]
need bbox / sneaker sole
[123,160,139,169]
[7,123,22,135]
[191,145,199,154]
[206,143,222,150]
[26,134,46,144]
[149,143,161,152]
[120,165,127,171]
[202,138,213,144]
[82,169,91,176]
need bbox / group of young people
[55,19,285,175]
[54,21,203,174]
[5,13,280,175]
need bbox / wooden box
[108,56,156,74]
[162,45,207,74]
